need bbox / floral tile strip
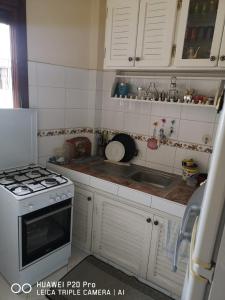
[38,127,94,137]
[38,127,213,154]
[98,128,213,154]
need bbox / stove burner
[10,185,33,195]
[5,176,15,181]
[44,178,58,185]
[30,170,40,175]
[20,186,29,191]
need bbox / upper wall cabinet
[135,0,177,67]
[104,0,140,67]
[104,0,178,68]
[175,0,225,67]
[218,24,225,67]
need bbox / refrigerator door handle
[173,206,200,272]
[181,205,200,237]
[172,232,183,272]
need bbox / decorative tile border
[38,127,213,154]
[99,128,213,154]
[38,127,94,137]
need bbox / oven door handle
[24,205,72,225]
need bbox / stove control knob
[56,196,61,202]
[61,194,67,200]
[28,204,34,211]
[50,198,55,204]
[67,192,73,198]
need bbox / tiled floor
[0,246,88,300]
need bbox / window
[0,0,29,108]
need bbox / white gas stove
[0,110,74,288]
[0,164,72,198]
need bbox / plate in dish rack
[105,141,125,162]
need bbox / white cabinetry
[104,0,177,68]
[104,0,140,67]
[135,0,177,67]
[175,0,225,67]
[147,215,186,297]
[218,25,225,67]
[92,192,186,297]
[92,193,153,277]
[72,186,94,252]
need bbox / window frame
[0,0,29,108]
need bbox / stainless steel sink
[92,162,136,177]
[92,161,177,189]
[129,170,176,188]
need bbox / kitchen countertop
[57,158,196,206]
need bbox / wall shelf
[110,96,217,109]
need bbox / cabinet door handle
[146,218,152,223]
[154,221,159,226]
[210,55,216,61]
[220,55,225,61]
[135,57,140,61]
[128,57,133,62]
[87,197,92,201]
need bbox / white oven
[19,198,72,269]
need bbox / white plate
[105,141,125,162]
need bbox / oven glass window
[21,199,72,267]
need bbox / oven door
[19,199,72,268]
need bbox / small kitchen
[0,0,225,300]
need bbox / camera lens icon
[11,283,32,294]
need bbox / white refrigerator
[180,89,225,300]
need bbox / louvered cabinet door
[147,215,186,297]
[72,187,94,252]
[135,0,177,67]
[93,194,153,278]
[104,0,140,68]
[218,25,225,67]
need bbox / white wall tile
[95,90,103,110]
[124,101,151,115]
[134,140,147,161]
[102,71,116,92]
[181,106,217,122]
[28,61,37,86]
[38,109,65,129]
[38,136,65,157]
[102,91,124,111]
[178,120,214,145]
[38,87,66,108]
[174,148,210,173]
[37,63,65,87]
[101,110,124,130]
[94,109,102,128]
[65,67,89,89]
[29,86,38,108]
[146,145,176,167]
[66,89,89,109]
[149,115,180,139]
[151,103,181,118]
[65,108,89,128]
[96,71,103,91]
[124,112,149,135]
[146,162,173,173]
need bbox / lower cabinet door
[147,215,187,297]
[72,186,94,252]
[92,193,153,278]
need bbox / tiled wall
[28,61,103,165]
[100,71,220,175]
[29,63,220,175]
